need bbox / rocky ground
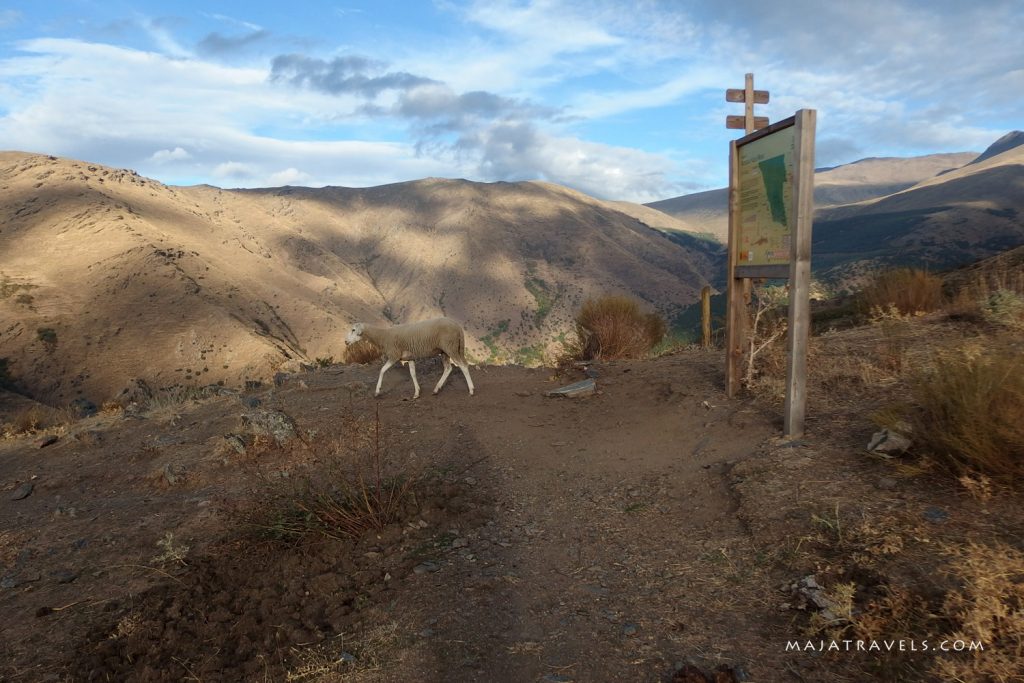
[1,346,1019,682]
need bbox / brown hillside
[0,152,711,405]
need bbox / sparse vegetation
[567,295,667,361]
[525,276,555,326]
[933,541,1024,683]
[743,285,789,393]
[314,356,335,368]
[343,340,382,365]
[243,407,417,542]
[859,268,944,316]
[36,327,57,347]
[901,343,1024,482]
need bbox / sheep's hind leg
[456,360,475,396]
[406,360,420,399]
[433,356,453,395]
[375,358,396,397]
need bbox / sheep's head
[344,323,365,346]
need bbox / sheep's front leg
[375,358,396,397]
[406,360,420,399]
[433,356,453,395]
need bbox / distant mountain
[645,152,978,242]
[0,153,712,403]
[968,130,1024,166]
[813,137,1024,285]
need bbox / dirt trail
[1,351,802,682]
[338,354,783,681]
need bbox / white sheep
[345,317,475,399]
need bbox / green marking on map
[758,155,788,226]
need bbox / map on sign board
[737,124,795,266]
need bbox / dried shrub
[859,268,943,316]
[242,407,417,542]
[933,542,1024,683]
[3,406,48,436]
[344,340,382,365]
[571,295,667,361]
[980,289,1024,331]
[905,344,1024,482]
[944,258,1024,323]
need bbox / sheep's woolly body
[359,318,466,364]
[346,317,474,399]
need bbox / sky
[0,1,1020,203]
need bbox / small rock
[339,652,356,664]
[923,507,949,524]
[867,428,912,455]
[223,434,247,454]
[163,462,186,486]
[413,561,440,574]
[117,378,153,408]
[622,623,639,637]
[543,675,572,683]
[545,378,596,398]
[876,476,898,491]
[239,396,262,409]
[418,628,435,638]
[68,398,98,419]
[273,372,291,387]
[364,551,382,560]
[53,569,79,584]
[10,482,34,501]
[452,538,469,549]
[515,390,531,397]
[241,408,297,444]
[35,435,58,449]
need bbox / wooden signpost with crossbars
[724,73,816,437]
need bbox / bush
[571,295,667,361]
[981,289,1024,331]
[859,268,943,316]
[905,345,1024,482]
[344,340,382,365]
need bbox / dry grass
[934,541,1024,683]
[344,340,382,365]
[242,407,418,542]
[284,621,400,681]
[859,268,944,316]
[568,295,667,361]
[901,343,1024,482]
[1,404,73,438]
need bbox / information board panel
[735,118,795,277]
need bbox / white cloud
[268,167,311,185]
[213,161,257,180]
[149,146,191,163]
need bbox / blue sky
[0,1,1020,202]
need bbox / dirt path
[332,354,786,681]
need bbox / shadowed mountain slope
[0,152,710,404]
